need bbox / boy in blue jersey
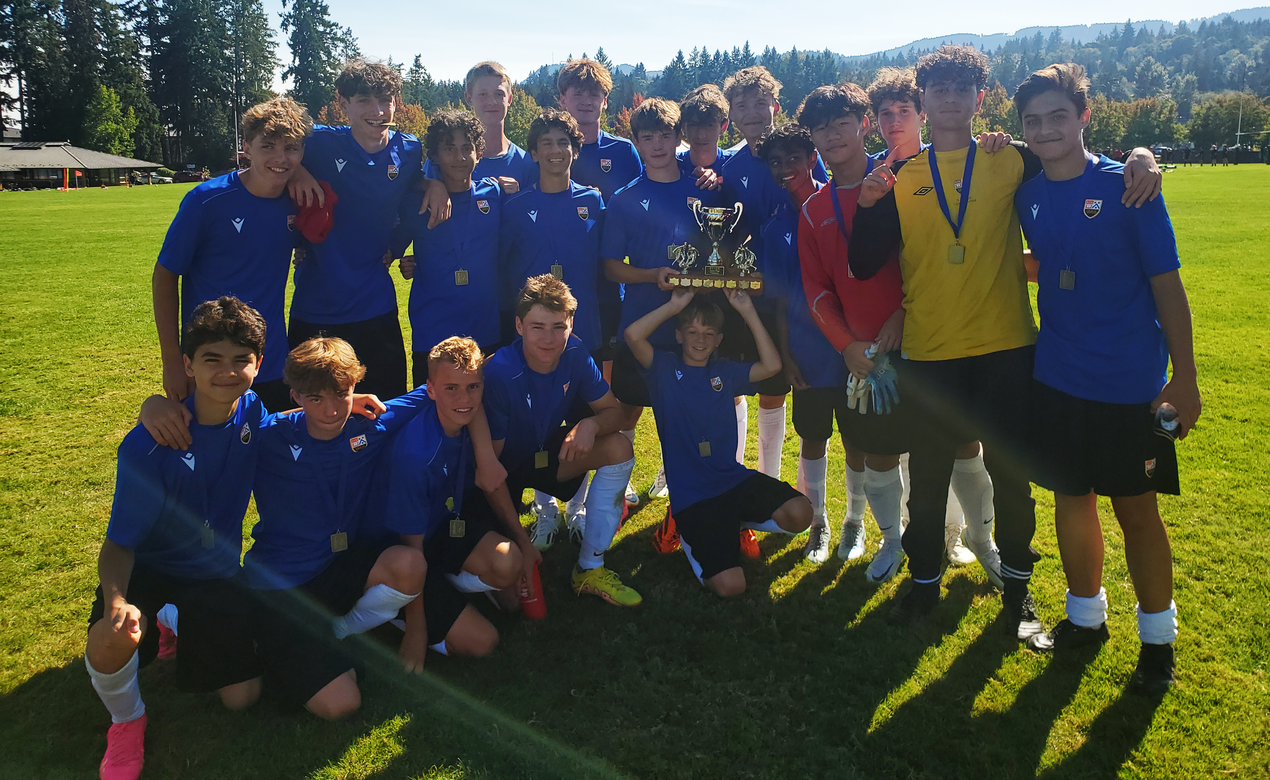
[387,337,536,661]
[677,84,734,179]
[87,297,268,780]
[485,276,640,605]
[286,59,447,401]
[153,97,310,413]
[1012,64,1200,695]
[394,108,504,387]
[626,289,812,595]
[424,61,538,191]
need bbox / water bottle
[519,560,547,620]
[1154,403,1180,440]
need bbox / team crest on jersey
[914,186,933,196]
[687,197,699,208]
[286,214,296,231]
[577,206,589,220]
[953,179,964,193]
[1083,199,1102,218]
[477,199,490,214]
[1145,457,1157,477]
[349,434,368,453]
[600,158,612,173]
[710,376,723,392]
[387,164,399,180]
[240,422,251,444]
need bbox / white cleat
[804,523,831,563]
[648,466,669,500]
[837,521,867,561]
[566,504,587,544]
[945,526,977,567]
[963,534,1005,590]
[624,480,642,506]
[867,538,906,583]
[530,502,561,550]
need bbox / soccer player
[1012,63,1199,695]
[677,84,735,178]
[88,297,268,780]
[849,44,1162,633]
[153,97,310,413]
[286,59,447,401]
[625,288,812,595]
[393,108,504,388]
[484,276,640,604]
[424,61,538,190]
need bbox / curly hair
[796,83,870,130]
[284,337,366,394]
[526,107,584,152]
[425,108,485,161]
[557,58,613,96]
[866,67,922,115]
[914,45,990,90]
[722,66,782,104]
[183,296,267,360]
[241,97,313,144]
[757,122,815,162]
[335,58,402,99]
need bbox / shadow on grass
[1036,686,1164,779]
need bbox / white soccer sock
[864,465,903,543]
[1137,601,1179,645]
[845,467,867,526]
[951,451,995,546]
[798,452,828,527]
[579,457,635,570]
[899,453,911,523]
[757,403,786,478]
[447,571,499,593]
[86,651,145,724]
[742,518,786,534]
[429,640,449,655]
[157,603,179,635]
[1066,588,1109,628]
[945,485,966,532]
[332,584,419,639]
[567,472,591,516]
[533,490,556,514]
[734,396,749,463]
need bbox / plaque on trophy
[666,201,763,293]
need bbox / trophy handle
[728,202,744,233]
[691,199,708,230]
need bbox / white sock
[157,603,179,635]
[899,453,911,522]
[429,640,449,655]
[332,584,419,639]
[567,473,591,516]
[579,457,635,570]
[735,396,749,463]
[845,467,867,526]
[533,490,556,514]
[757,403,785,478]
[1137,601,1179,645]
[742,518,785,534]
[446,571,500,593]
[1066,588,1108,628]
[864,465,903,542]
[945,485,965,531]
[951,451,994,546]
[86,651,145,724]
[799,452,828,527]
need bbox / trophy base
[670,274,764,293]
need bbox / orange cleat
[739,529,760,559]
[653,509,681,554]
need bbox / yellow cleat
[571,565,643,607]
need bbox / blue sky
[274,0,1259,83]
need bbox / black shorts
[252,379,292,415]
[838,357,912,455]
[611,341,651,408]
[675,473,805,581]
[504,413,591,503]
[1031,381,1180,497]
[791,387,847,443]
[719,303,791,397]
[597,280,622,361]
[289,311,407,401]
[88,566,260,693]
[253,541,389,708]
[422,489,503,640]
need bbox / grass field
[1,167,1268,779]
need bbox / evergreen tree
[84,83,138,154]
[280,0,354,114]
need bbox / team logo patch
[740,176,749,188]
[953,179,964,194]
[349,434,368,453]
[289,444,303,461]
[231,217,244,233]
[675,370,683,380]
[1145,457,1157,478]
[710,376,723,392]
[913,186,933,196]
[528,210,538,222]
[562,381,570,394]
[477,199,490,214]
[1030,203,1039,220]
[1083,199,1102,218]
[335,158,347,173]
[240,422,251,444]
[600,158,612,173]
[180,452,196,471]
[387,164,399,181]
[784,232,792,245]
[640,199,650,211]
[286,214,296,231]
[687,197,699,208]
[577,206,589,220]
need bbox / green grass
[1,168,1268,779]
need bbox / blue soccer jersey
[245,387,429,589]
[601,174,723,347]
[676,147,734,177]
[761,203,845,390]
[384,400,476,539]
[573,130,643,201]
[393,178,503,353]
[424,141,540,188]
[1017,155,1181,405]
[156,172,297,383]
[483,336,609,470]
[499,183,605,352]
[290,126,423,325]
[643,351,756,514]
[722,142,828,239]
[107,391,266,580]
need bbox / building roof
[0,141,162,171]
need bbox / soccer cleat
[803,524,831,563]
[648,465,669,499]
[100,713,146,780]
[888,581,939,626]
[1026,618,1110,653]
[653,509,681,554]
[867,538,906,583]
[838,521,867,561]
[1003,580,1046,640]
[624,480,641,507]
[572,565,643,607]
[565,504,586,544]
[962,534,1005,590]
[739,529,760,559]
[945,526,976,567]
[156,620,177,661]
[530,503,561,551]
[1130,643,1176,696]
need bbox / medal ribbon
[928,140,976,242]
[185,397,243,539]
[1038,154,1097,271]
[448,430,470,516]
[302,430,352,535]
[830,156,876,246]
[518,342,567,450]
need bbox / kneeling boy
[625,289,813,596]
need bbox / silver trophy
[665,201,763,292]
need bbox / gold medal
[534,450,549,469]
[947,244,965,264]
[330,532,348,552]
[550,264,563,279]
[201,526,215,549]
[1059,269,1076,290]
[698,441,712,457]
[455,269,469,286]
[726,280,737,289]
[449,518,466,538]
